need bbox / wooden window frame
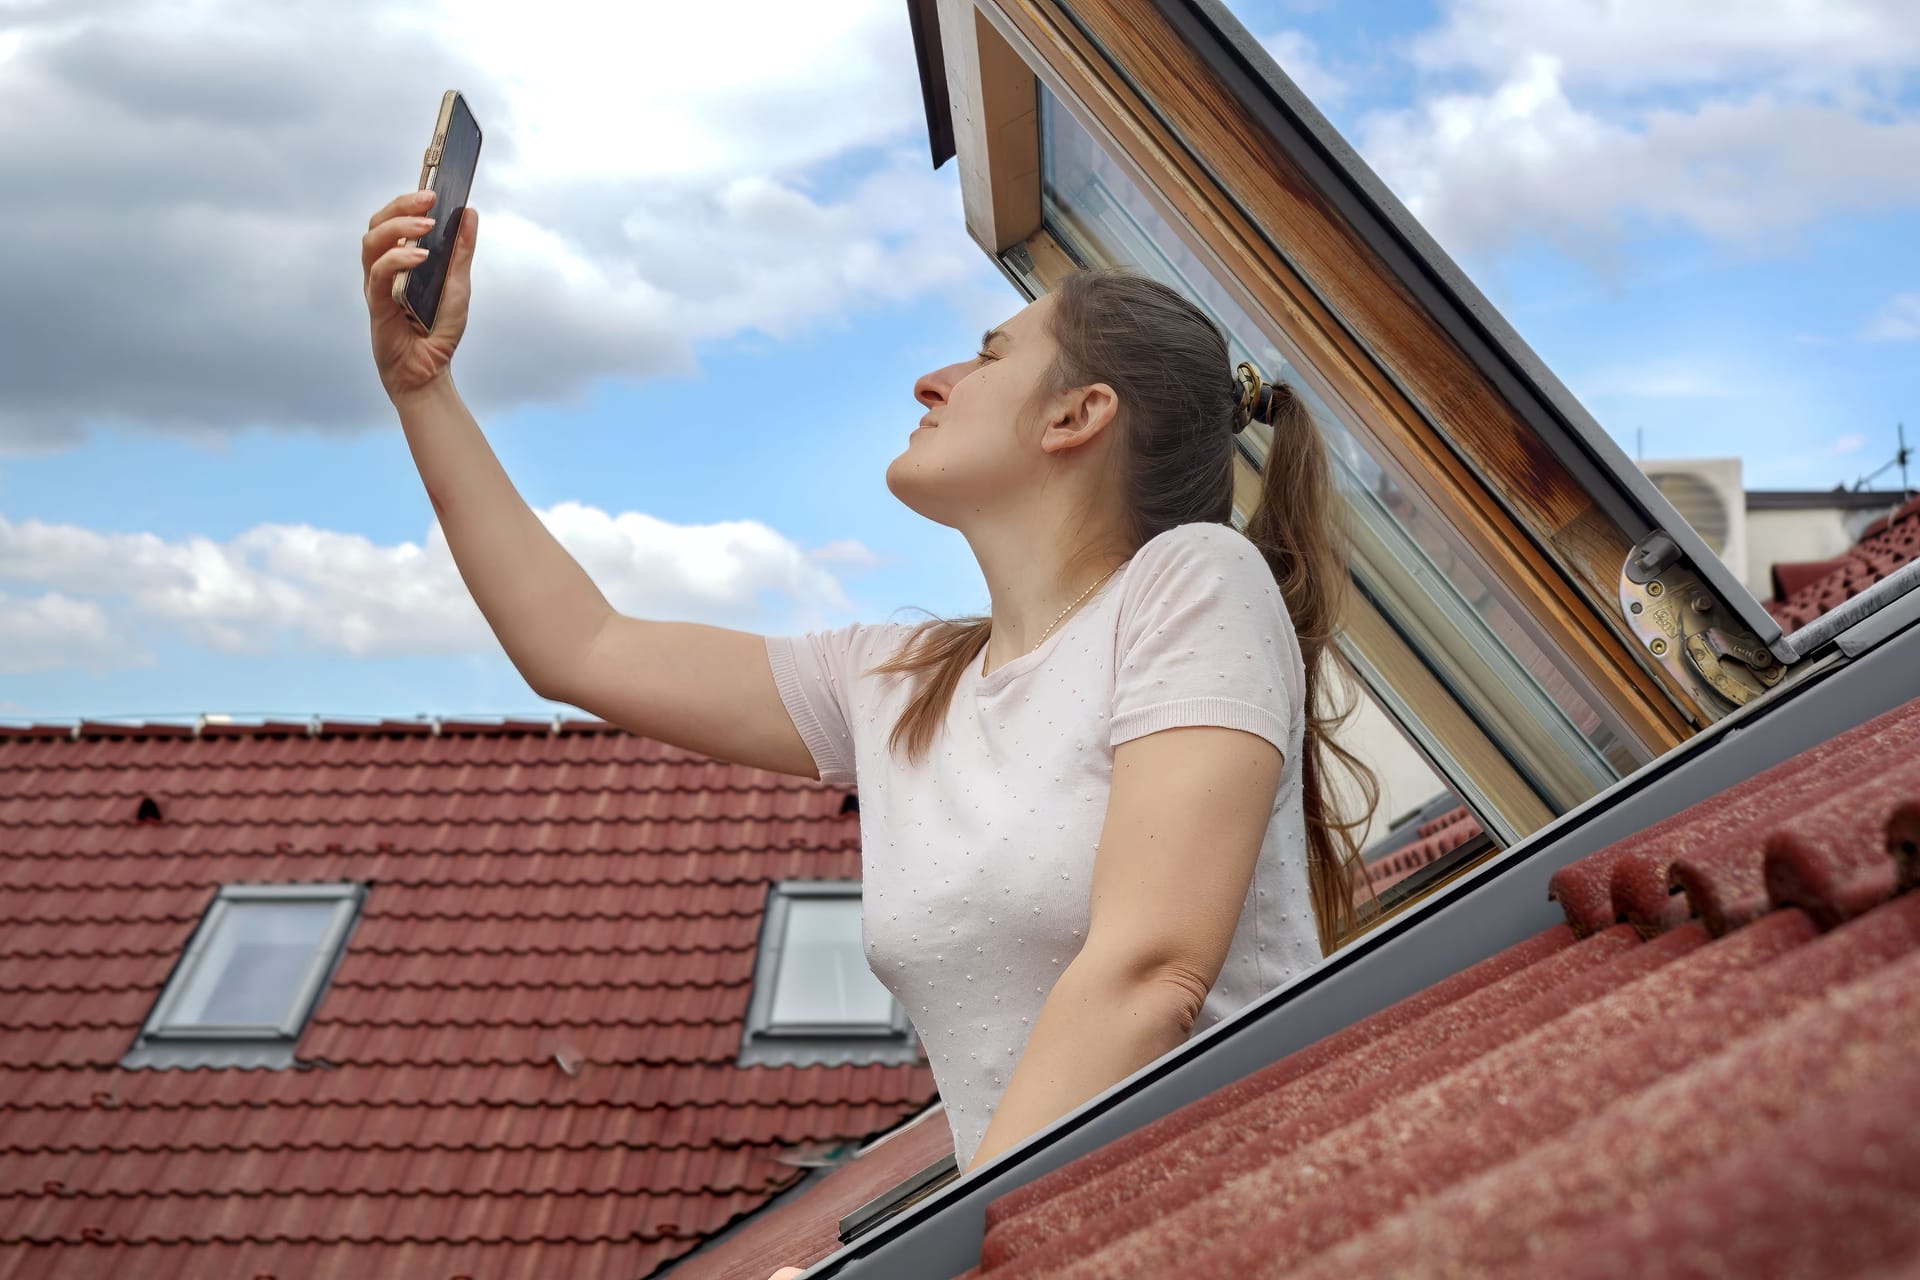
[933,0,1785,766]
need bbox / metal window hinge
[1621,531,1786,716]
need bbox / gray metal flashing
[1837,567,1920,658]
[795,616,1920,1278]
[1132,0,1782,653]
[120,1040,299,1070]
[1780,556,1920,661]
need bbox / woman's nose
[915,358,970,409]
[913,368,948,409]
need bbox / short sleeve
[764,622,908,789]
[1109,522,1303,754]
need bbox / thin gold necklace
[982,560,1125,677]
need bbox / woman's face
[886,293,1073,530]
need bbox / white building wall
[1744,508,1865,596]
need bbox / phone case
[391,90,461,329]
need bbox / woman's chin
[884,467,953,525]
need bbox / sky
[3,0,1916,725]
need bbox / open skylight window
[125,883,362,1068]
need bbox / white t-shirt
[763,520,1319,1169]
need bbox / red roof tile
[667,1103,957,1279]
[1359,806,1483,900]
[1766,493,1920,630]
[951,694,1920,1280]
[0,718,940,1279]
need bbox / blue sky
[3,0,1915,723]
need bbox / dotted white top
[764,521,1319,1169]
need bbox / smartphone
[392,90,483,334]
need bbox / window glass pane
[1035,89,1648,836]
[172,899,337,1027]
[770,896,896,1027]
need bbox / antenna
[1850,423,1914,496]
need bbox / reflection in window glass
[171,899,339,1028]
[1035,89,1645,836]
[771,896,897,1027]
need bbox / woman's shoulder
[1134,519,1256,563]
[1131,521,1274,588]
[1120,521,1294,627]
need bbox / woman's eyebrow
[980,327,1008,351]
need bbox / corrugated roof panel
[956,695,1920,1280]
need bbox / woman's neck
[970,524,1131,676]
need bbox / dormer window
[739,881,920,1068]
[124,882,362,1069]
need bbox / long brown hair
[867,268,1378,954]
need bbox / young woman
[359,189,1375,1212]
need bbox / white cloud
[808,539,884,570]
[1261,30,1347,106]
[1862,292,1920,341]
[1411,0,1920,93]
[1357,53,1920,263]
[0,507,871,670]
[0,591,141,675]
[446,0,920,186]
[0,0,984,454]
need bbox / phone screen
[402,93,482,332]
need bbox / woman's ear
[1041,382,1118,453]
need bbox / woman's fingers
[366,188,434,232]
[365,241,430,302]
[361,212,436,275]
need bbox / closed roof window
[739,881,921,1069]
[125,882,363,1069]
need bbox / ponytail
[1238,377,1380,952]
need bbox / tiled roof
[951,693,1920,1279]
[0,717,938,1280]
[663,1102,956,1279]
[1766,493,1920,630]
[1359,805,1483,900]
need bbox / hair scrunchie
[1232,361,1283,434]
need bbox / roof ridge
[0,714,644,742]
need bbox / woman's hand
[763,1268,806,1279]
[362,188,478,404]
